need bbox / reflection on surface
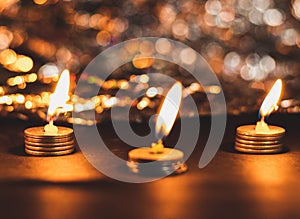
[240,154,300,217]
[143,177,201,218]
[35,187,91,219]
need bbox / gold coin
[25,144,74,152]
[25,137,74,143]
[25,148,74,156]
[236,134,283,141]
[24,126,73,138]
[128,147,184,161]
[235,137,281,146]
[25,140,74,147]
[24,135,74,141]
[236,125,285,137]
[235,146,283,154]
[235,141,283,149]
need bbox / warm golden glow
[25,100,33,109]
[155,82,182,138]
[0,0,19,13]
[96,30,111,46]
[47,69,71,119]
[27,38,56,58]
[137,97,150,110]
[0,49,16,65]
[34,0,47,5]
[132,55,153,69]
[14,55,34,72]
[260,79,283,117]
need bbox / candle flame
[259,79,282,118]
[155,82,182,139]
[47,69,71,121]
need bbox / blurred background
[0,0,299,124]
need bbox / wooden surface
[0,114,300,219]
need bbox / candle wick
[151,138,164,154]
[44,118,58,134]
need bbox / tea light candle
[24,70,75,156]
[235,79,286,154]
[127,82,187,175]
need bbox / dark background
[0,0,300,121]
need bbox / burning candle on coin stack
[127,82,187,175]
[235,79,285,154]
[24,70,74,156]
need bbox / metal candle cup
[127,146,187,175]
[127,82,187,175]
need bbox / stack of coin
[235,125,285,154]
[24,126,74,156]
